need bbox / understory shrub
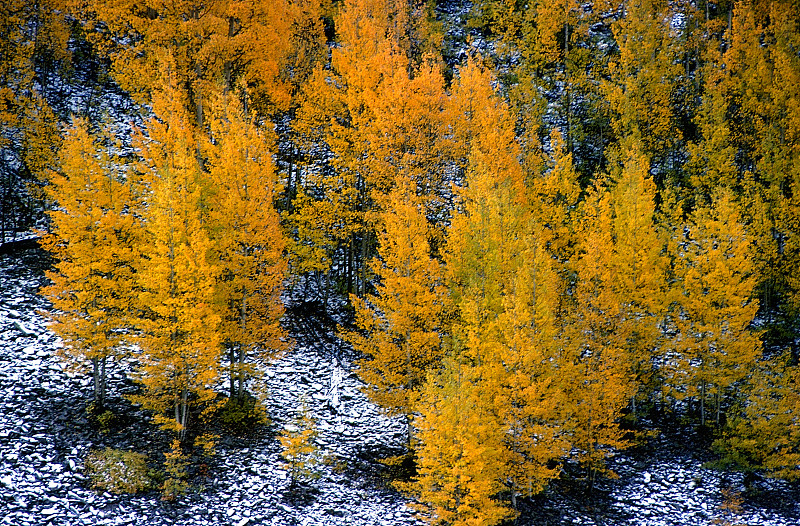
[84,448,152,494]
[217,394,268,434]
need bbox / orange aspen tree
[409,59,564,521]
[345,180,447,443]
[531,128,581,267]
[205,96,290,403]
[130,84,221,441]
[291,0,445,298]
[715,352,800,481]
[83,0,327,122]
[694,1,800,339]
[603,0,685,178]
[608,149,669,418]
[669,188,761,427]
[408,359,513,526]
[40,117,139,410]
[0,0,64,242]
[560,181,636,484]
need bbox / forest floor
[1,245,799,526]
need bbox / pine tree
[40,117,139,409]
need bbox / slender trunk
[100,355,106,408]
[347,237,354,295]
[174,391,181,434]
[238,287,248,401]
[324,267,331,311]
[180,385,189,442]
[237,346,246,401]
[229,347,236,399]
[700,380,706,426]
[194,64,204,129]
[360,231,369,296]
[285,159,294,212]
[92,357,101,408]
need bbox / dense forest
[1,0,800,524]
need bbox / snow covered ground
[0,248,417,526]
[1,246,799,526]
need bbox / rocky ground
[1,245,799,526]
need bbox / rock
[14,321,36,337]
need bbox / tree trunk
[92,357,101,408]
[179,384,189,442]
[229,347,236,399]
[360,231,369,296]
[700,380,706,426]
[100,355,106,408]
[237,346,246,401]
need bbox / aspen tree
[413,58,564,519]
[84,0,325,121]
[608,149,669,418]
[40,117,139,409]
[409,359,514,526]
[561,182,636,483]
[531,128,581,267]
[704,1,800,339]
[498,0,612,178]
[290,0,406,296]
[0,0,64,242]
[205,96,290,403]
[346,179,446,420]
[291,0,449,300]
[716,353,800,481]
[669,188,761,427]
[603,0,684,177]
[279,401,321,487]
[130,82,221,441]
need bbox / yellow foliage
[130,84,222,440]
[40,117,139,407]
[205,95,291,401]
[346,181,447,430]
